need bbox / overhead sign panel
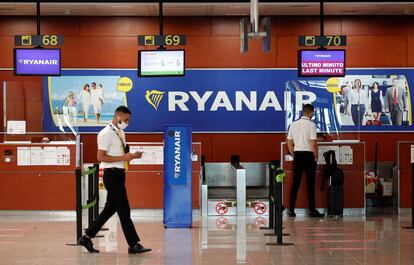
[299,35,346,47]
[15,35,64,46]
[138,35,186,46]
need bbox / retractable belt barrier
[260,160,279,230]
[403,163,414,230]
[264,167,294,246]
[66,164,99,246]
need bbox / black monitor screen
[138,49,185,77]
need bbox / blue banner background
[43,68,414,133]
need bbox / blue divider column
[163,125,192,228]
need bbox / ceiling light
[343,10,359,13]
[290,5,310,8]
[109,5,134,8]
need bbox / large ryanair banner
[43,69,413,133]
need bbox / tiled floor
[0,213,413,265]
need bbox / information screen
[138,49,185,77]
[298,49,345,77]
[14,48,61,76]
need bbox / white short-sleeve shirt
[98,122,126,169]
[287,116,317,152]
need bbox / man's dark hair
[303,103,314,113]
[115,105,131,115]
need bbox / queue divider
[266,168,294,246]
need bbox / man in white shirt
[90,82,104,123]
[287,104,324,218]
[78,106,151,254]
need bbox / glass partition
[284,78,355,141]
[2,79,80,138]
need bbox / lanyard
[109,123,127,153]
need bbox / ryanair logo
[144,90,317,112]
[145,90,165,110]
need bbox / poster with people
[48,75,126,127]
[285,74,412,133]
[335,75,410,127]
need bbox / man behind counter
[287,103,324,218]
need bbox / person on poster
[287,103,324,218]
[385,78,407,126]
[63,91,77,120]
[340,81,351,114]
[347,79,368,126]
[78,84,91,122]
[368,82,383,121]
[91,82,105,123]
[78,106,151,254]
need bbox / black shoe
[128,243,151,254]
[309,210,325,218]
[288,211,296,217]
[78,235,99,253]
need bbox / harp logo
[145,90,165,110]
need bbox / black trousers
[85,168,140,247]
[289,151,317,212]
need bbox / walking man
[78,106,151,254]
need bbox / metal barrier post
[66,166,98,246]
[93,163,99,221]
[75,168,82,241]
[87,166,94,228]
[266,168,293,246]
[260,160,278,230]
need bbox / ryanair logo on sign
[144,90,317,112]
[145,90,165,110]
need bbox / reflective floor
[0,213,414,265]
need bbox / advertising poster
[286,74,412,132]
[43,69,413,133]
[47,75,127,127]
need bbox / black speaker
[261,17,271,52]
[240,17,249,53]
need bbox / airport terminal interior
[1,1,414,264]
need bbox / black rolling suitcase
[328,168,344,217]
[322,151,344,217]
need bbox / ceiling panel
[0,2,413,16]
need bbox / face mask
[118,122,128,130]
[117,118,128,130]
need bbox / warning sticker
[253,202,266,215]
[216,202,228,215]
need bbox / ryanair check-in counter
[202,157,270,217]
[281,141,366,215]
[0,133,79,211]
